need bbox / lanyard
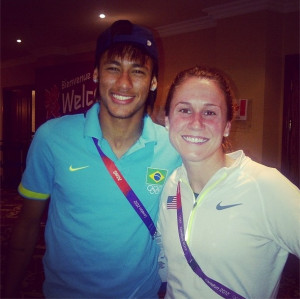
[93,137,157,238]
[176,182,245,299]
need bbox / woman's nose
[189,113,204,129]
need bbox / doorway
[1,86,34,189]
[281,54,300,188]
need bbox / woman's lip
[182,135,209,144]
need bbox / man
[5,20,180,298]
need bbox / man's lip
[111,92,135,103]
[182,135,209,144]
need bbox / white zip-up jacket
[158,150,300,299]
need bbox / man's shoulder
[34,113,85,141]
[144,115,168,138]
[39,113,84,130]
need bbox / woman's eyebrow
[174,101,191,107]
[204,103,220,108]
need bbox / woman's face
[165,77,231,164]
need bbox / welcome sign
[35,61,96,128]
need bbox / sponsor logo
[112,170,122,181]
[147,185,161,195]
[69,165,89,172]
[216,202,242,210]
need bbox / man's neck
[99,110,144,159]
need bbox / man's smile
[112,93,134,102]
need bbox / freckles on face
[167,77,230,161]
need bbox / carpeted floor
[1,188,299,298]
[1,189,46,298]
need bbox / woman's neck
[183,153,233,194]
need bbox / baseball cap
[95,20,158,67]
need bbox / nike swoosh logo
[216,202,242,210]
[69,165,89,172]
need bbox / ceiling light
[16,39,22,43]
[99,13,106,19]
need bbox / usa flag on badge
[167,195,177,209]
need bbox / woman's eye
[178,108,191,114]
[204,110,216,116]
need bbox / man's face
[96,52,157,119]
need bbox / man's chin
[108,107,145,120]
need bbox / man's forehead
[101,52,152,67]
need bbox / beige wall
[154,10,299,168]
[1,10,299,169]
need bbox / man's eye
[106,66,119,72]
[132,69,146,75]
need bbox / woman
[158,65,300,298]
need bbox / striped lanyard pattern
[93,137,157,238]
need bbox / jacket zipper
[185,172,228,245]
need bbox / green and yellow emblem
[146,168,167,185]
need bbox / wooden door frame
[281,54,299,188]
[1,85,34,189]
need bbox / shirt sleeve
[260,169,300,257]
[18,121,54,200]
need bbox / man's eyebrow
[103,59,121,66]
[104,59,148,68]
[132,62,147,68]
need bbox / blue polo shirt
[18,103,180,298]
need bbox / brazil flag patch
[146,168,168,185]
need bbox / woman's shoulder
[240,156,299,195]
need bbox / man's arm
[4,197,48,298]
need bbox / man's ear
[150,76,157,91]
[93,68,99,83]
[165,116,169,130]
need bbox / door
[281,54,299,188]
[1,86,33,189]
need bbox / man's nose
[117,71,133,90]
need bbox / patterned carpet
[1,188,299,298]
[1,189,46,298]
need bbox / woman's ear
[224,121,231,137]
[93,68,99,83]
[165,116,170,130]
[150,76,157,91]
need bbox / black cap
[95,20,158,67]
